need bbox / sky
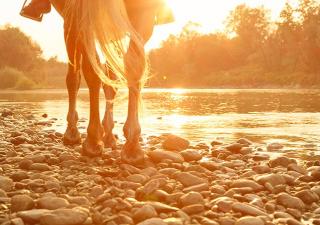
[0,0,294,62]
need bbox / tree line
[149,0,320,88]
[0,0,319,89]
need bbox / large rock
[235,216,264,225]
[230,179,264,191]
[133,205,157,223]
[180,191,204,207]
[232,202,268,217]
[11,195,35,212]
[162,134,190,151]
[0,176,14,192]
[174,172,207,187]
[148,150,184,163]
[276,193,305,210]
[37,197,69,210]
[39,208,88,225]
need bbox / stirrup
[20,11,43,22]
[20,0,43,22]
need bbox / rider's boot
[20,0,51,22]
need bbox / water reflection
[0,89,319,157]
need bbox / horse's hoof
[103,133,117,150]
[81,140,103,157]
[63,126,81,145]
[121,141,144,165]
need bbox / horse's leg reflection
[102,70,117,149]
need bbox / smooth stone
[276,193,305,210]
[148,201,179,213]
[180,191,204,207]
[10,217,24,225]
[0,189,7,197]
[65,196,90,206]
[163,218,184,225]
[225,143,243,153]
[142,178,167,195]
[0,176,14,192]
[230,179,264,191]
[237,138,252,146]
[201,218,219,225]
[39,208,88,225]
[267,143,284,151]
[295,190,319,204]
[127,174,148,184]
[181,204,204,215]
[137,218,166,225]
[252,165,271,174]
[212,197,235,213]
[133,205,158,223]
[29,163,51,171]
[180,149,202,162]
[288,164,307,174]
[11,195,35,212]
[255,174,287,187]
[162,134,190,151]
[183,183,209,192]
[37,197,69,210]
[148,150,184,163]
[174,172,207,187]
[232,202,268,216]
[17,209,51,223]
[235,216,264,225]
[269,156,295,168]
[10,171,29,182]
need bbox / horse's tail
[63,0,147,88]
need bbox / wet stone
[276,193,305,210]
[133,204,158,223]
[37,197,69,210]
[181,204,205,215]
[180,191,204,207]
[232,202,268,217]
[269,156,295,168]
[162,134,190,151]
[0,176,14,192]
[180,149,202,162]
[295,190,319,205]
[174,172,207,187]
[148,150,184,163]
[39,208,88,225]
[17,209,51,223]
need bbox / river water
[0,89,319,159]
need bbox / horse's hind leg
[63,28,81,145]
[121,7,156,164]
[81,54,104,157]
[102,70,117,149]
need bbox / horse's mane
[63,0,148,88]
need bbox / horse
[48,0,165,164]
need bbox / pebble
[11,195,35,212]
[137,218,167,225]
[232,202,269,217]
[267,143,284,151]
[181,204,205,214]
[180,149,202,162]
[225,143,243,153]
[180,191,204,207]
[295,190,319,204]
[148,150,184,163]
[230,179,264,191]
[255,174,287,187]
[29,163,51,171]
[39,208,88,225]
[37,197,69,210]
[235,216,265,225]
[269,156,295,168]
[17,209,51,223]
[174,172,207,187]
[276,193,305,210]
[162,134,190,151]
[133,205,158,222]
[0,176,14,192]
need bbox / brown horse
[49,0,166,164]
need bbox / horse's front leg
[121,9,156,164]
[63,64,81,145]
[81,56,104,157]
[102,74,117,149]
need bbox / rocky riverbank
[0,105,320,225]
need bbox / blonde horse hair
[63,0,148,89]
